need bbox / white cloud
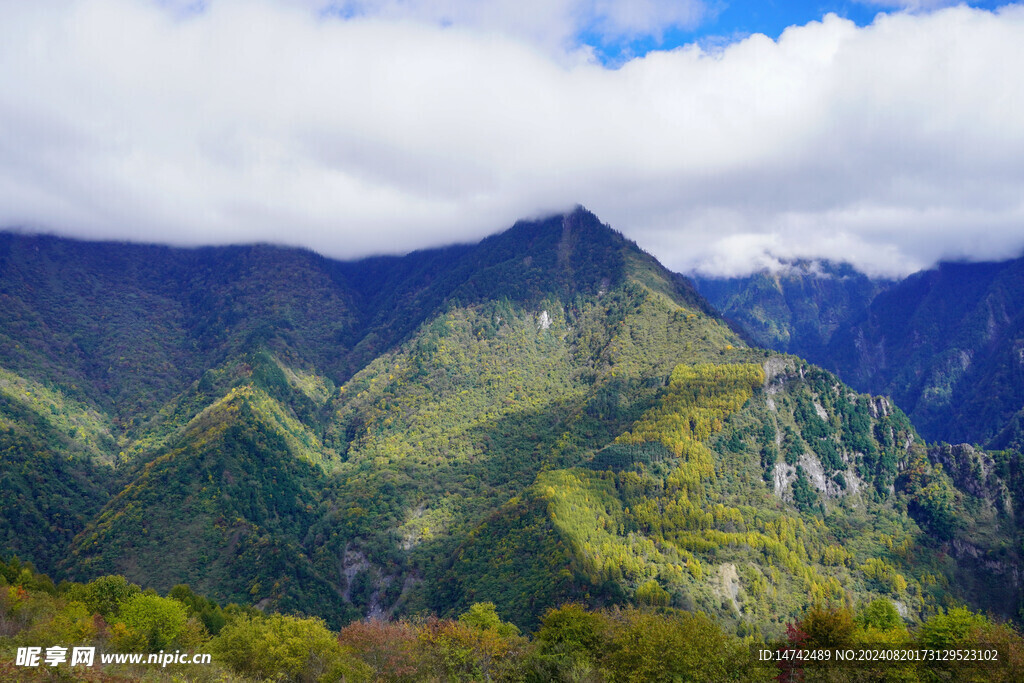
[857,0,961,10]
[284,0,706,51]
[0,1,1023,277]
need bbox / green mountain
[1,209,1020,633]
[693,260,892,362]
[824,258,1024,448]
[695,257,1024,452]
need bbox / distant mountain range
[1,208,1021,633]
[694,256,1024,450]
[692,261,893,364]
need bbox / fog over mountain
[1,1,1023,277]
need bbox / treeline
[3,558,1023,682]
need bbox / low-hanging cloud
[0,0,1022,277]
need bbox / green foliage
[458,602,521,638]
[819,258,1024,446]
[168,583,228,635]
[0,557,55,594]
[113,593,190,651]
[448,356,999,631]
[587,442,672,473]
[417,616,528,682]
[918,607,990,649]
[858,598,903,632]
[5,560,1024,682]
[211,612,359,682]
[435,493,593,629]
[794,604,857,647]
[531,603,607,678]
[694,259,889,360]
[0,214,1020,642]
[63,385,353,622]
[0,421,112,576]
[860,558,908,597]
[0,367,117,462]
[699,256,1024,450]
[634,580,671,607]
[65,574,141,619]
[616,362,765,462]
[782,425,804,466]
[791,466,820,513]
[601,608,773,682]
[897,449,959,541]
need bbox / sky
[1,0,1022,277]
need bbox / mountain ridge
[694,255,1024,449]
[1,209,1020,632]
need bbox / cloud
[857,0,962,10]
[289,0,707,51]
[0,1,1022,277]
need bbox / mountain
[692,260,892,363]
[695,257,1024,451]
[823,257,1024,448]
[1,209,1020,633]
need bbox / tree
[419,615,526,682]
[918,607,988,649]
[858,598,903,633]
[67,575,140,619]
[458,602,521,638]
[529,604,607,682]
[212,612,368,682]
[602,608,772,682]
[338,619,421,681]
[113,593,189,651]
[793,604,856,648]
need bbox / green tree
[212,612,365,682]
[918,607,989,649]
[602,608,772,682]
[794,604,857,648]
[67,574,141,619]
[113,593,189,651]
[529,604,607,682]
[458,601,521,638]
[858,599,903,632]
[634,580,671,607]
[168,584,227,635]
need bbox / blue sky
[1,0,1023,276]
[589,1,1009,62]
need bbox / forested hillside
[694,256,1024,450]
[1,208,1021,641]
[824,258,1024,448]
[693,260,891,361]
[7,557,1023,682]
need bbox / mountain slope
[439,358,1022,630]
[693,260,891,361]
[695,256,1024,449]
[0,209,1019,633]
[824,257,1024,446]
[62,378,352,621]
[0,234,361,420]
